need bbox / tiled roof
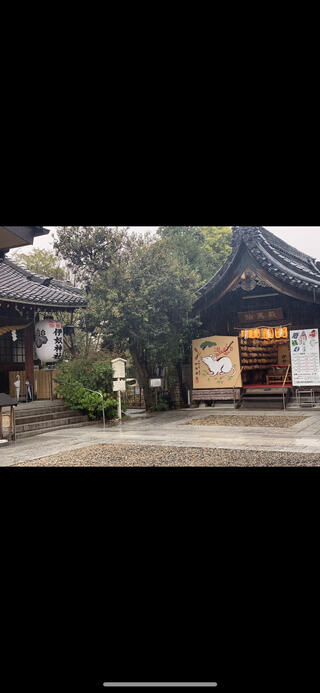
[194,226,320,309]
[0,257,87,308]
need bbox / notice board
[290,329,320,386]
[192,335,242,389]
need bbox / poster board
[192,335,242,389]
[290,329,320,386]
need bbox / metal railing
[53,378,106,430]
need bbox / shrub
[56,354,114,393]
[53,354,120,420]
[55,380,118,420]
[149,400,169,412]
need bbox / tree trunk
[85,331,89,358]
[130,348,153,410]
[63,335,78,359]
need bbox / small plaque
[150,378,161,387]
[113,379,126,392]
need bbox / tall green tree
[54,227,201,408]
[53,226,132,359]
[54,226,128,284]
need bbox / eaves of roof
[194,226,320,310]
[0,257,87,308]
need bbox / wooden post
[24,323,35,393]
[117,390,122,420]
[282,364,291,387]
[0,407,2,438]
[10,405,14,437]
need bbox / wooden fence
[9,369,62,400]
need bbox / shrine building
[192,226,320,407]
[0,226,86,398]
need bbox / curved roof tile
[0,257,87,308]
[194,226,320,310]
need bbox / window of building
[0,330,25,363]
[12,330,25,363]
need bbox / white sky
[11,226,320,262]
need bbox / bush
[53,354,120,420]
[149,400,169,412]
[56,354,114,393]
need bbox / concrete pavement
[1,407,320,466]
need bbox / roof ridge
[0,256,86,307]
[232,226,316,264]
[3,256,82,294]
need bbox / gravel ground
[186,415,307,428]
[13,443,320,466]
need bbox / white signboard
[150,378,161,387]
[113,379,126,392]
[290,329,320,386]
[111,358,126,379]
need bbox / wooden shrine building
[0,226,86,399]
[192,226,320,407]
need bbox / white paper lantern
[34,319,64,363]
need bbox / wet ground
[2,407,320,466]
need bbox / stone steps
[241,398,284,410]
[13,400,90,439]
[15,409,81,426]
[15,420,95,440]
[14,403,67,417]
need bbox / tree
[54,226,128,285]
[10,248,69,280]
[53,226,132,359]
[54,227,201,409]
[200,226,233,276]
[157,226,232,286]
[98,236,201,409]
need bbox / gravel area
[186,415,307,428]
[13,443,320,466]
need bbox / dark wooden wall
[201,289,320,337]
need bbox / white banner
[290,329,320,386]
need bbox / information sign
[290,329,320,386]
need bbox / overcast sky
[13,226,320,261]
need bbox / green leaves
[10,248,69,281]
[54,355,118,420]
[200,340,217,349]
[157,226,232,286]
[51,225,233,408]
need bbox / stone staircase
[14,400,91,440]
[240,387,291,410]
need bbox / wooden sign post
[111,358,127,420]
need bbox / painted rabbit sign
[192,335,242,389]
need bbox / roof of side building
[0,256,87,309]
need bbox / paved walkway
[1,408,320,466]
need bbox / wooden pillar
[24,323,35,392]
[10,405,14,436]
